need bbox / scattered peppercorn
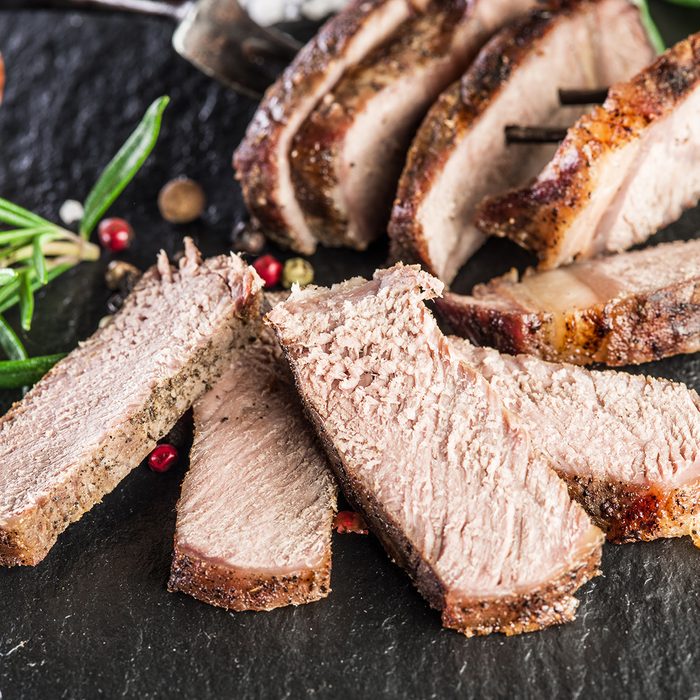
[253,254,283,288]
[105,260,142,292]
[282,257,314,289]
[59,199,84,226]
[232,223,266,255]
[148,444,179,473]
[334,511,369,535]
[98,218,134,252]
[158,177,206,224]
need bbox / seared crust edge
[168,543,332,612]
[437,273,700,367]
[389,3,565,275]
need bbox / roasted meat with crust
[476,32,700,269]
[389,0,655,283]
[268,265,602,637]
[450,338,700,544]
[169,313,337,612]
[290,0,539,252]
[234,0,425,254]
[0,241,262,567]
[437,239,700,366]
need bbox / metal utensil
[1,0,301,98]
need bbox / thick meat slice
[0,240,262,567]
[437,239,700,366]
[169,318,337,612]
[291,0,538,251]
[234,0,423,254]
[267,265,602,637]
[476,33,700,269]
[450,338,700,544]
[389,0,655,283]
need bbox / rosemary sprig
[0,95,170,389]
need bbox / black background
[2,4,700,698]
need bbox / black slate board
[1,5,700,698]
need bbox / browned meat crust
[291,0,471,248]
[0,244,262,567]
[437,270,700,366]
[561,474,700,545]
[168,544,332,612]
[476,33,700,268]
[389,4,565,273]
[234,0,417,253]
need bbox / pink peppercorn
[334,511,369,535]
[253,254,283,288]
[98,218,134,252]
[148,444,179,473]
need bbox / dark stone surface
[1,4,700,698]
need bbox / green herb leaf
[631,0,665,54]
[662,0,700,6]
[0,197,51,229]
[18,270,34,331]
[0,268,17,286]
[32,238,48,285]
[0,314,27,361]
[80,95,170,239]
[0,353,66,389]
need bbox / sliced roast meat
[437,239,700,366]
[267,265,602,637]
[450,338,700,544]
[0,240,262,567]
[476,33,700,269]
[291,0,539,251]
[389,0,655,283]
[234,0,424,254]
[169,317,337,612]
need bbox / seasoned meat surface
[268,265,602,637]
[169,316,337,612]
[389,0,655,283]
[437,239,700,366]
[291,0,539,251]
[450,338,700,543]
[234,0,421,254]
[0,241,262,567]
[477,33,700,269]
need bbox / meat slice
[389,0,655,283]
[450,338,700,544]
[437,239,700,366]
[169,315,337,612]
[234,0,423,254]
[476,33,700,269]
[291,0,539,251]
[0,240,262,567]
[267,265,602,637]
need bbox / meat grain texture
[169,315,337,611]
[438,239,700,366]
[389,0,655,283]
[477,32,700,269]
[291,0,538,251]
[267,265,602,637]
[0,240,262,567]
[234,0,425,254]
[450,338,700,544]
